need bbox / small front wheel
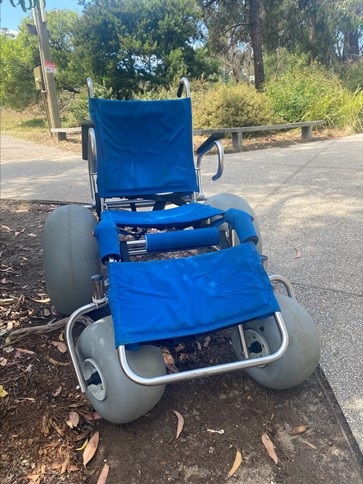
[231,294,320,389]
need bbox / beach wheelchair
[43,78,320,423]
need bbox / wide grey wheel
[231,294,320,389]
[76,316,166,423]
[204,193,262,253]
[43,204,101,316]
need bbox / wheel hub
[83,358,107,401]
[244,329,270,358]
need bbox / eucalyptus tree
[199,0,265,90]
[261,0,362,66]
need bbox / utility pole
[32,1,66,141]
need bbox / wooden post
[32,1,66,141]
[232,132,243,151]
[301,126,313,141]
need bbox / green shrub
[266,63,363,131]
[60,83,114,126]
[192,83,280,129]
[340,59,363,92]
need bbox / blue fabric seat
[108,239,279,347]
[94,209,279,346]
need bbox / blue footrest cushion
[107,242,280,347]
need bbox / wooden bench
[193,120,324,151]
[50,127,82,134]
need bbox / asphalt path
[1,133,362,454]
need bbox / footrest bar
[117,312,289,386]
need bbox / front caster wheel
[76,316,166,423]
[231,294,320,389]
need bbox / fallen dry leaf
[173,410,184,439]
[53,385,62,396]
[207,428,225,435]
[66,411,80,428]
[47,356,70,366]
[81,410,103,422]
[226,448,242,479]
[14,348,36,355]
[41,415,50,437]
[25,474,41,483]
[75,430,91,442]
[60,455,70,475]
[51,340,68,353]
[83,431,100,467]
[294,247,302,258]
[163,348,179,373]
[96,463,110,484]
[29,297,51,303]
[302,440,317,450]
[261,433,279,464]
[0,385,9,398]
[0,357,8,366]
[203,336,211,348]
[289,425,309,436]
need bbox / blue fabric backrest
[89,97,198,198]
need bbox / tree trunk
[249,0,264,91]
[343,30,360,61]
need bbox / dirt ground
[1,199,363,484]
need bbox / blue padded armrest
[224,208,258,244]
[108,242,279,346]
[94,219,120,263]
[95,207,258,261]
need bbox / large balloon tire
[76,317,166,423]
[43,204,101,316]
[204,193,262,254]
[231,294,320,389]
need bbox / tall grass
[266,63,363,132]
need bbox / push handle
[177,77,191,98]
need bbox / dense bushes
[63,73,362,133]
[192,83,280,129]
[265,63,363,132]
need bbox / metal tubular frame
[195,140,224,201]
[269,274,296,299]
[67,76,292,395]
[66,302,289,392]
[116,311,288,386]
[65,302,102,393]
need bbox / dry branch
[5,318,68,345]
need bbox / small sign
[26,23,37,35]
[44,61,57,74]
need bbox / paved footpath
[1,133,363,455]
